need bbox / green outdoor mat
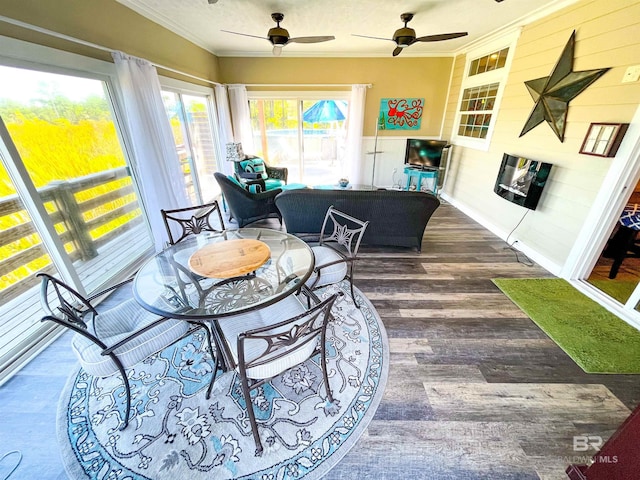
[492,278,640,373]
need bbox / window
[160,78,222,203]
[457,82,499,139]
[0,37,153,382]
[247,92,350,186]
[468,48,509,76]
[452,35,518,150]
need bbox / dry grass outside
[0,118,140,292]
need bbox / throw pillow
[240,158,268,180]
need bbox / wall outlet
[622,65,640,83]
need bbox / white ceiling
[116,0,572,58]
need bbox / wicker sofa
[275,188,440,251]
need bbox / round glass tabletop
[133,228,314,319]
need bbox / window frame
[0,35,150,293]
[159,76,223,203]
[0,34,155,383]
[451,33,519,151]
[246,90,351,183]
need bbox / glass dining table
[133,228,315,374]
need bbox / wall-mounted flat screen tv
[405,139,449,170]
[494,153,552,210]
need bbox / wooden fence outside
[0,167,144,302]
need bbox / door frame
[562,103,640,329]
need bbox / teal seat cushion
[228,175,243,187]
[264,178,285,190]
[240,158,268,180]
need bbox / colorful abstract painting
[379,98,424,130]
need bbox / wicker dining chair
[38,273,217,429]
[214,292,340,456]
[306,206,369,308]
[161,200,225,245]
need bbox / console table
[404,166,438,195]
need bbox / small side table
[404,166,438,194]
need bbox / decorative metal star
[519,30,610,142]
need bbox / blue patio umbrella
[303,100,347,124]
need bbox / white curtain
[112,51,190,252]
[228,84,255,153]
[214,84,235,176]
[344,84,368,184]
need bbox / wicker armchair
[214,172,282,227]
[234,157,288,192]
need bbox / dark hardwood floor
[1,203,638,480]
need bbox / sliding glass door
[248,94,349,186]
[0,64,151,379]
[161,83,221,203]
[585,178,640,307]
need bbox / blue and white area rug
[57,282,388,479]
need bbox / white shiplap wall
[442,0,640,275]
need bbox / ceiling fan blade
[287,36,335,44]
[392,46,404,57]
[352,34,395,42]
[273,45,283,56]
[220,30,268,41]
[415,32,468,42]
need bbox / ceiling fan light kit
[354,12,468,56]
[268,13,289,46]
[394,13,416,47]
[221,12,335,56]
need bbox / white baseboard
[440,192,563,276]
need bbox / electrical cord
[503,209,534,266]
[0,451,22,480]
[391,169,402,189]
[505,209,530,246]
[507,245,534,267]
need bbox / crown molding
[453,0,580,56]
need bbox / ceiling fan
[353,13,468,57]
[221,13,335,56]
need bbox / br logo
[573,435,603,452]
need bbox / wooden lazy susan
[188,239,270,278]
